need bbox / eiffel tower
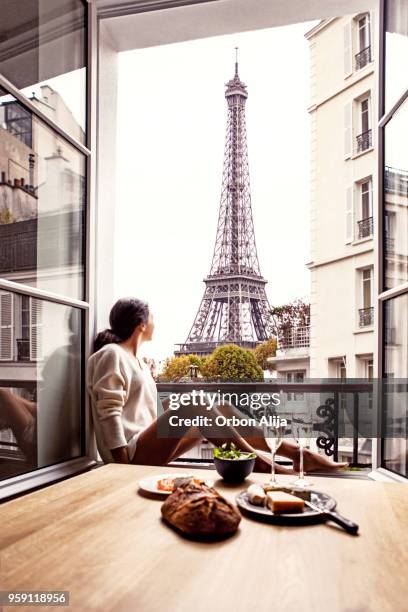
[175,52,272,357]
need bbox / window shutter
[343,21,352,76]
[344,102,352,158]
[345,186,354,243]
[0,292,13,360]
[30,298,43,361]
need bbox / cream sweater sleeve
[90,347,129,450]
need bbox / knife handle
[326,510,359,535]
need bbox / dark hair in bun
[93,297,149,353]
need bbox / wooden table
[1,464,408,612]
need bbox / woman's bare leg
[203,403,347,472]
[132,398,271,470]
[0,389,34,440]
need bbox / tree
[270,299,310,347]
[0,207,14,225]
[160,354,206,382]
[253,337,277,371]
[201,344,263,382]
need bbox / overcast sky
[114,22,316,364]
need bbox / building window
[357,179,373,238]
[286,371,305,401]
[359,268,374,327]
[356,97,372,152]
[355,14,372,70]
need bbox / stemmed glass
[291,408,314,488]
[264,421,286,485]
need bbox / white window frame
[361,267,374,310]
[361,178,373,220]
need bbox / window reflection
[384,99,408,290]
[0,291,82,479]
[0,88,85,300]
[386,0,408,111]
[383,296,408,476]
[0,0,86,143]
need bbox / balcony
[355,46,372,70]
[278,325,310,350]
[356,129,372,153]
[359,306,374,327]
[357,216,373,239]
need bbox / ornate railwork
[316,398,337,458]
[176,54,272,356]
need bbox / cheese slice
[266,491,304,514]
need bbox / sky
[114,22,316,364]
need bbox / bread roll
[161,481,241,537]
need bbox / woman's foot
[293,448,348,473]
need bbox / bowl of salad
[213,443,256,483]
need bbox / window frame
[377,0,408,478]
[0,0,98,502]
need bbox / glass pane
[0,290,83,480]
[384,98,408,290]
[0,88,85,300]
[0,0,86,143]
[385,0,408,112]
[382,295,408,476]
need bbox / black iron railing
[357,216,373,239]
[359,306,374,327]
[385,166,408,195]
[355,46,372,70]
[356,129,372,153]
[17,339,30,361]
[157,381,374,467]
[385,235,395,254]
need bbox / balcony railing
[357,216,373,239]
[385,235,395,254]
[359,306,374,327]
[17,339,30,361]
[279,326,310,350]
[355,46,372,70]
[356,129,372,153]
[384,165,408,195]
[157,380,375,467]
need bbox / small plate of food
[236,484,337,525]
[138,474,213,496]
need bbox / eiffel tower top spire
[175,54,272,356]
[226,47,247,98]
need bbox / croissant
[161,481,241,537]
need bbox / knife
[304,499,359,535]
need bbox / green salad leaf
[213,442,256,460]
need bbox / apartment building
[270,13,377,382]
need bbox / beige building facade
[271,12,377,381]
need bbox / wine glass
[291,408,314,488]
[264,421,286,485]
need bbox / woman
[87,297,347,473]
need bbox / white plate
[138,473,213,496]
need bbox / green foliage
[270,299,310,345]
[0,207,14,224]
[253,338,277,370]
[213,442,256,460]
[160,354,206,382]
[201,344,264,382]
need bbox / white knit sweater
[86,343,157,463]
